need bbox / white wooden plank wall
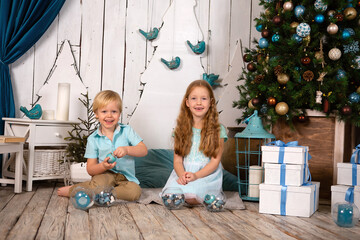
[9,0,263,148]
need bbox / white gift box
[337,163,360,186]
[259,182,320,217]
[331,185,360,213]
[70,162,91,182]
[261,145,309,165]
[264,163,309,187]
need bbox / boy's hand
[102,157,116,170]
[113,146,129,158]
[185,172,197,183]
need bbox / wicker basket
[9,149,66,177]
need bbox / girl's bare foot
[57,186,72,197]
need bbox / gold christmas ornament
[315,51,323,60]
[328,48,342,60]
[277,73,290,84]
[303,35,311,45]
[357,86,360,94]
[290,22,299,33]
[327,23,339,34]
[328,10,336,17]
[275,102,289,115]
[248,99,256,109]
[283,1,294,11]
[344,7,357,20]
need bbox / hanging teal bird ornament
[203,73,220,86]
[161,57,181,70]
[20,104,42,119]
[186,40,206,54]
[139,27,159,41]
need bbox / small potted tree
[64,92,98,184]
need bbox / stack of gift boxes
[331,145,360,213]
[258,141,320,218]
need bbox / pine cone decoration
[254,75,264,83]
[274,65,283,76]
[303,70,314,81]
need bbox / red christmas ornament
[251,97,261,106]
[323,99,330,113]
[335,14,344,22]
[247,62,257,72]
[341,105,352,115]
[243,54,252,62]
[267,97,277,106]
[261,29,271,38]
[301,56,311,65]
[272,15,282,25]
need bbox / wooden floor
[0,182,359,240]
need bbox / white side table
[2,118,79,191]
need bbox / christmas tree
[234,0,360,127]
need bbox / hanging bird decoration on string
[161,57,181,70]
[20,104,42,119]
[186,40,206,54]
[139,27,159,41]
[203,73,220,86]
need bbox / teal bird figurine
[203,73,220,86]
[161,57,181,70]
[187,40,206,54]
[20,104,42,119]
[139,27,159,41]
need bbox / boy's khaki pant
[69,171,141,201]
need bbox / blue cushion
[135,149,238,191]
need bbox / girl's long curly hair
[174,80,220,158]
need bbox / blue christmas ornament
[296,23,311,37]
[292,34,303,43]
[342,29,351,40]
[294,5,305,18]
[343,41,359,54]
[314,0,328,12]
[272,33,280,42]
[345,28,355,36]
[106,152,116,164]
[315,14,325,23]
[70,187,94,210]
[203,191,226,212]
[336,69,346,80]
[349,92,360,103]
[260,104,268,114]
[256,24,263,32]
[258,38,269,48]
[203,73,220,86]
[20,104,42,119]
[354,56,360,69]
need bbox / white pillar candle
[56,83,71,121]
[42,110,54,120]
[248,165,264,198]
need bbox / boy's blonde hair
[93,90,122,113]
[174,80,220,158]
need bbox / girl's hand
[185,172,197,183]
[102,157,116,170]
[176,174,187,185]
[113,146,129,158]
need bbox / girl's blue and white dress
[162,125,228,202]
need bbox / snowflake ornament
[343,41,359,54]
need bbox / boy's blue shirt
[84,123,143,184]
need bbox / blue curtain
[0,0,66,134]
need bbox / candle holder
[235,110,275,201]
[332,202,360,227]
[203,190,226,212]
[161,187,185,210]
[94,186,117,207]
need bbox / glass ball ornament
[345,28,355,36]
[94,186,117,207]
[294,5,305,18]
[290,22,299,33]
[335,14,344,22]
[70,186,94,210]
[301,56,311,65]
[283,1,294,11]
[296,23,311,37]
[243,54,252,63]
[314,0,328,12]
[344,7,357,20]
[258,38,269,49]
[332,202,360,228]
[272,15,282,25]
[357,86,360,94]
[260,104,268,114]
[328,48,342,61]
[161,187,185,210]
[336,69,346,80]
[267,97,277,106]
[342,29,351,40]
[106,152,116,164]
[277,73,290,84]
[328,10,336,18]
[353,56,360,69]
[261,29,271,38]
[247,62,257,72]
[327,23,339,35]
[203,191,226,212]
[256,24,263,32]
[292,34,303,43]
[275,102,289,115]
[349,92,360,103]
[315,14,325,23]
[341,105,352,115]
[248,99,256,109]
[272,33,280,42]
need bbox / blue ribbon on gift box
[350,144,360,186]
[266,140,312,164]
[345,187,354,204]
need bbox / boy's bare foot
[185,198,201,205]
[57,186,72,197]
